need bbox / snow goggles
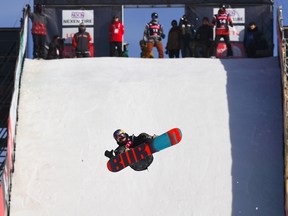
[116,133,126,142]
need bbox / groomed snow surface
[10,57,284,216]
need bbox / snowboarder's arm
[104,149,114,158]
[143,24,149,42]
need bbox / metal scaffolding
[277,6,288,216]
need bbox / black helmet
[218,4,227,14]
[78,22,86,33]
[171,20,177,26]
[181,14,187,20]
[113,129,128,145]
[151,12,158,19]
[36,3,42,13]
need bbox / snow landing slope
[10,57,284,216]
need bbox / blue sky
[0,0,287,57]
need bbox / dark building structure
[35,0,274,57]
[0,28,20,147]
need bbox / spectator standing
[211,5,234,57]
[72,22,93,58]
[166,20,180,58]
[179,15,195,58]
[28,3,47,59]
[109,16,125,57]
[143,12,165,58]
[244,22,268,58]
[194,17,213,58]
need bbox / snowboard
[107,128,182,172]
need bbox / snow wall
[8,56,285,216]
[0,3,286,216]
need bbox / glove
[104,150,114,159]
[26,4,31,10]
[161,33,166,39]
[165,50,169,55]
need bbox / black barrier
[276,6,288,216]
[35,0,273,5]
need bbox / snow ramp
[10,57,284,216]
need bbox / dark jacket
[244,26,268,57]
[166,26,180,50]
[72,32,92,53]
[244,27,267,49]
[179,18,195,41]
[113,133,154,171]
[195,24,213,46]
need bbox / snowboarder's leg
[155,42,164,58]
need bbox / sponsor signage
[216,42,246,57]
[230,25,245,41]
[62,10,94,26]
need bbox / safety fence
[0,6,29,216]
[277,6,288,216]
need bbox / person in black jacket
[166,20,180,58]
[244,22,268,58]
[179,14,196,57]
[194,17,213,58]
[105,129,155,171]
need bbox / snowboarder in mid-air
[105,129,155,171]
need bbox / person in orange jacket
[28,3,47,59]
[109,16,124,57]
[211,5,234,57]
[72,22,93,58]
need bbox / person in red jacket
[109,16,124,57]
[72,22,93,58]
[28,3,47,59]
[211,5,234,57]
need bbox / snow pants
[146,41,164,58]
